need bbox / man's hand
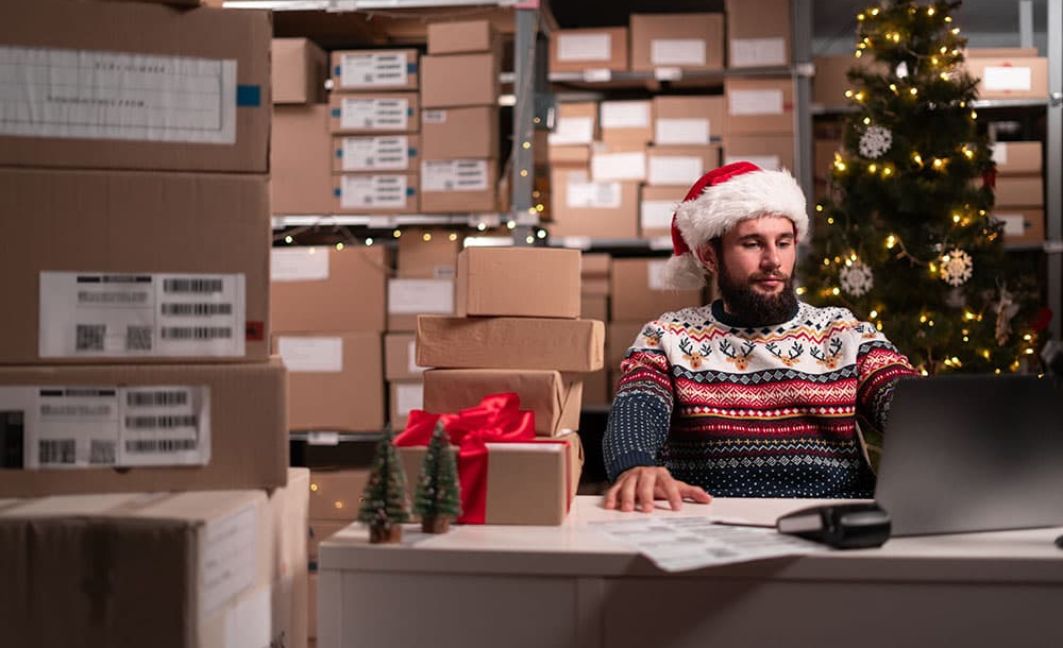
[603,466,712,512]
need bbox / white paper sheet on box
[655,118,710,145]
[388,279,454,315]
[340,51,409,89]
[992,143,1008,165]
[730,38,787,67]
[395,382,424,418]
[600,102,650,129]
[648,155,703,185]
[995,213,1026,237]
[983,66,1032,91]
[271,247,330,282]
[342,135,409,171]
[650,39,706,66]
[566,180,623,209]
[592,152,646,181]
[421,160,489,192]
[726,154,782,171]
[407,340,425,374]
[728,89,784,116]
[277,336,344,373]
[641,200,678,230]
[557,34,611,62]
[341,174,408,209]
[340,97,410,131]
[647,260,671,291]
[548,116,594,145]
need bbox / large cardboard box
[273,105,334,214]
[591,143,648,182]
[422,106,500,159]
[966,56,1048,100]
[274,332,384,433]
[417,316,604,372]
[331,134,421,173]
[387,279,455,332]
[641,184,685,238]
[549,102,599,146]
[646,144,720,186]
[455,248,582,318]
[390,380,424,431]
[271,246,387,334]
[421,52,500,108]
[329,93,420,134]
[994,176,1044,207]
[581,294,609,322]
[811,55,889,106]
[309,469,370,521]
[724,77,795,135]
[581,253,612,297]
[723,134,796,172]
[993,141,1042,175]
[653,95,726,145]
[549,145,592,169]
[0,360,288,497]
[385,333,425,381]
[610,258,705,322]
[273,38,327,104]
[583,368,609,407]
[419,160,498,212]
[0,2,270,173]
[329,49,419,92]
[427,20,495,55]
[630,13,725,72]
[550,27,629,73]
[330,173,420,214]
[600,100,654,146]
[993,209,1045,246]
[607,321,647,371]
[397,230,461,279]
[549,170,640,239]
[725,0,791,68]
[0,168,269,365]
[0,469,309,648]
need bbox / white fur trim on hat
[660,252,706,291]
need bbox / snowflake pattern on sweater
[603,300,917,498]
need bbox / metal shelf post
[793,0,814,212]
[1048,0,1062,341]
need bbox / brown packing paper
[455,247,582,318]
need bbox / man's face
[696,215,799,325]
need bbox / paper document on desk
[593,516,828,572]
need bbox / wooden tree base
[369,524,403,544]
[421,516,451,534]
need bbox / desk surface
[320,496,1063,583]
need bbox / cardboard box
[273,38,327,104]
[397,230,461,279]
[610,258,705,322]
[582,253,612,277]
[725,0,791,68]
[385,333,425,381]
[607,321,647,371]
[427,20,495,55]
[653,95,726,145]
[390,380,424,431]
[550,27,629,73]
[0,470,309,648]
[271,246,387,334]
[309,519,349,562]
[549,170,640,239]
[0,2,270,173]
[273,105,334,214]
[422,106,500,159]
[419,160,498,212]
[0,168,269,365]
[993,208,1045,246]
[309,469,370,521]
[421,52,500,108]
[0,360,288,496]
[274,332,385,433]
[549,102,599,146]
[549,145,592,169]
[640,184,685,238]
[417,316,604,372]
[387,279,455,332]
[811,55,888,106]
[994,176,1044,207]
[330,49,418,92]
[329,93,420,134]
[330,173,419,214]
[599,100,654,146]
[814,138,842,182]
[630,13,725,72]
[965,56,1048,100]
[583,368,609,407]
[723,134,796,172]
[582,294,609,322]
[646,144,720,186]
[455,247,582,319]
[591,143,648,182]
[725,77,795,135]
[993,141,1042,175]
[581,254,612,296]
[331,134,421,173]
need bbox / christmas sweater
[603,300,917,498]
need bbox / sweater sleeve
[853,323,918,433]
[602,320,675,481]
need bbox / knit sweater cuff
[605,450,658,482]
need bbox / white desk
[318,496,1063,648]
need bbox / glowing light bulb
[365,237,374,246]
[845,89,854,98]
[284,235,293,244]
[953,213,961,223]
[449,232,459,241]
[886,234,897,249]
[393,229,402,238]
[927,6,935,15]
[870,7,879,16]
[868,163,878,173]
[869,310,879,319]
[335,242,344,251]
[422,232,432,242]
[832,287,841,296]
[863,116,871,125]
[909,87,918,96]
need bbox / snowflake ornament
[940,249,974,287]
[859,125,893,159]
[840,260,874,297]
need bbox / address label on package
[39,272,246,358]
[340,97,410,131]
[0,384,211,470]
[340,51,409,89]
[342,135,410,171]
[0,46,237,144]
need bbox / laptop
[875,374,1063,537]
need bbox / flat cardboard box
[329,49,419,92]
[607,321,647,371]
[549,102,599,146]
[640,184,686,238]
[0,2,270,173]
[387,278,455,332]
[427,20,495,55]
[273,105,334,214]
[646,144,720,186]
[549,145,592,169]
[330,173,420,214]
[653,95,726,145]
[332,134,421,173]
[599,100,655,146]
[994,176,1044,207]
[993,208,1045,246]
[725,0,791,68]
[422,106,500,159]
[397,229,461,279]
[273,38,327,104]
[630,13,725,72]
[550,27,629,73]
[0,361,288,496]
[993,141,1042,175]
[271,246,387,334]
[583,368,609,407]
[549,170,641,239]
[385,333,425,381]
[455,247,581,318]
[0,168,269,365]
[723,134,796,172]
[591,143,648,182]
[421,52,500,108]
[309,519,349,562]
[329,93,420,134]
[390,380,424,431]
[274,332,384,433]
[419,160,498,212]
[965,56,1048,100]
[724,77,795,135]
[582,294,609,322]
[309,469,370,521]
[610,258,705,322]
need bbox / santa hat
[661,161,809,290]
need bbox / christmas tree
[358,429,409,544]
[801,0,1042,374]
[413,420,462,533]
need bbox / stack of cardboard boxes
[992,141,1045,247]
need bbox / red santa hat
[662,161,809,290]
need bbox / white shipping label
[340,174,409,209]
[421,160,489,192]
[341,135,410,171]
[729,89,784,116]
[0,46,237,144]
[591,152,646,181]
[983,66,1032,91]
[0,384,211,470]
[422,109,447,124]
[557,34,612,62]
[548,116,595,145]
[388,279,454,315]
[650,39,707,66]
[725,154,782,171]
[340,51,409,89]
[995,214,1026,237]
[395,383,424,417]
[641,200,677,230]
[655,118,710,145]
[407,340,425,374]
[730,38,787,67]
[600,102,650,129]
[277,337,344,373]
[340,97,410,131]
[270,247,329,282]
[200,505,258,617]
[566,181,622,209]
[647,260,671,291]
[992,142,1008,165]
[648,155,704,185]
[39,272,246,358]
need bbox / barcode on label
[125,439,198,453]
[90,440,116,465]
[39,439,76,465]
[76,324,106,351]
[125,415,198,429]
[161,327,233,340]
[161,303,233,316]
[77,291,150,305]
[127,391,189,407]
[162,278,224,294]
[126,325,153,351]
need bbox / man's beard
[716,263,798,326]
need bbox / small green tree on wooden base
[358,429,409,544]
[413,420,462,533]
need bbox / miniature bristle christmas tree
[358,429,410,544]
[413,420,462,533]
